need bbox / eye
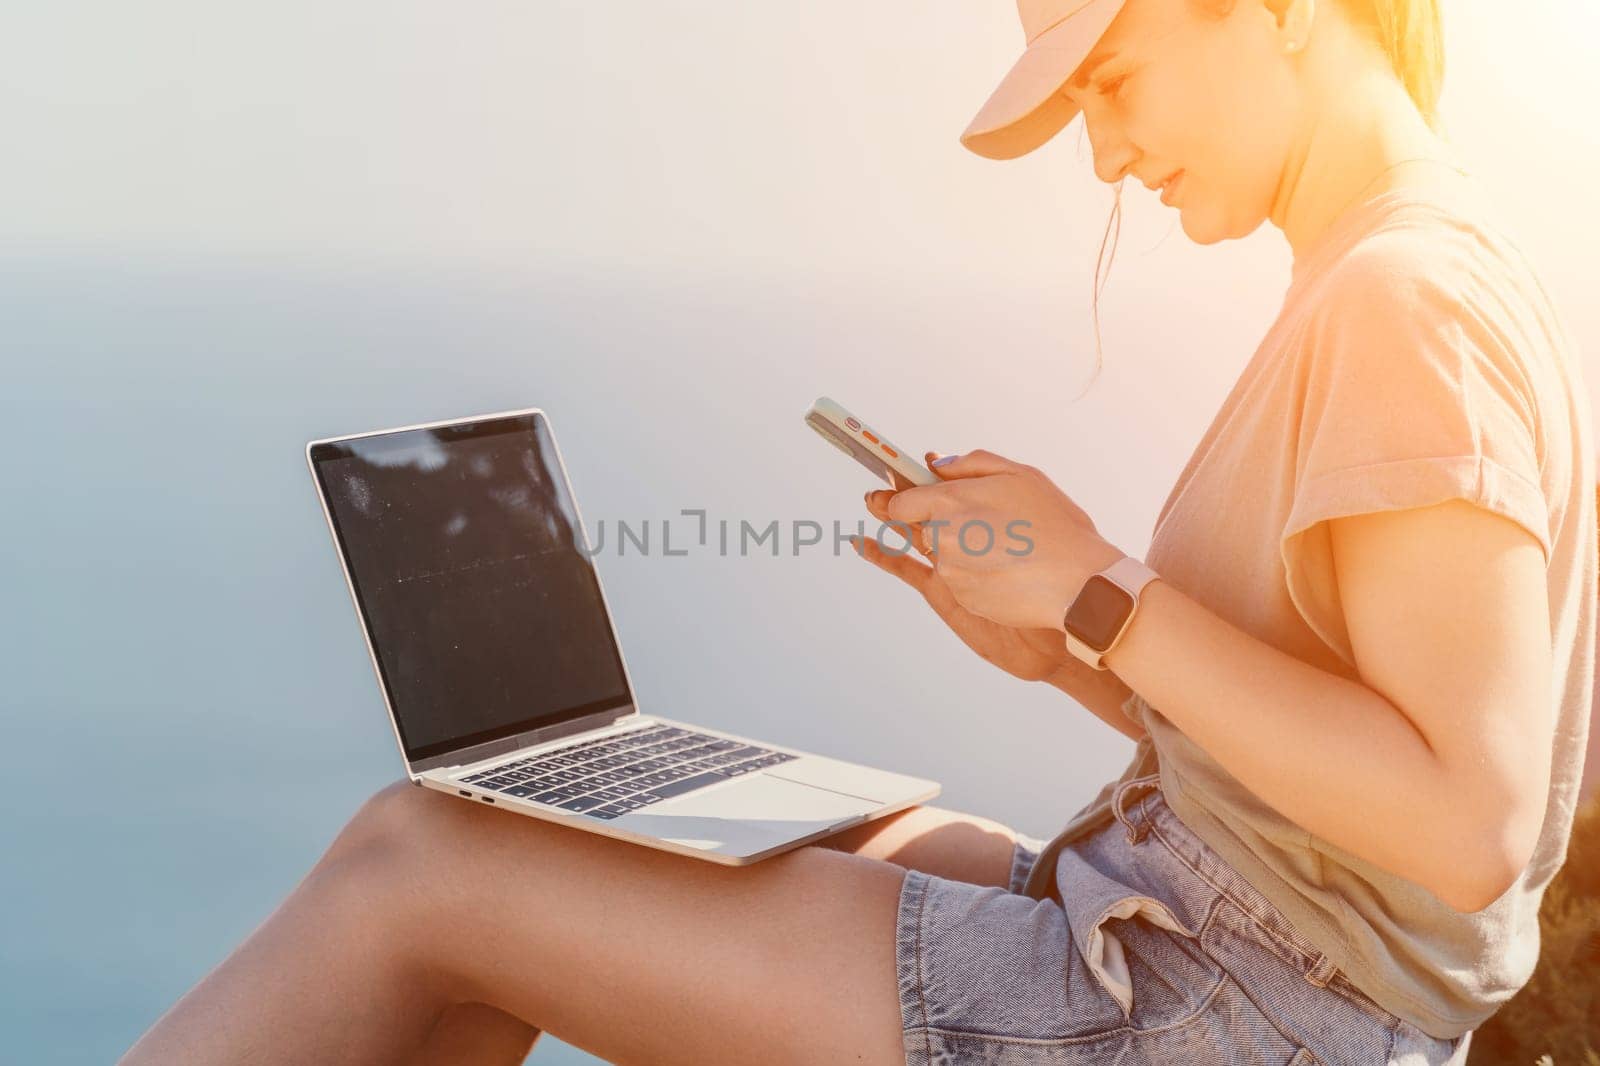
[1098,73,1131,100]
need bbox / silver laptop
[307,407,939,865]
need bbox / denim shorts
[894,773,1474,1065]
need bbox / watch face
[1064,575,1137,651]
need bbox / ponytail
[1193,0,1447,125]
[1352,0,1446,126]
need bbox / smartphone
[804,396,937,492]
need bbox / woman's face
[1060,0,1303,243]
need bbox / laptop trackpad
[609,773,879,858]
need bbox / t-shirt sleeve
[1280,246,1550,670]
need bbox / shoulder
[1292,198,1551,421]
[1310,210,1488,323]
[1301,190,1553,345]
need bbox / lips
[1159,170,1186,206]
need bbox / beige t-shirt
[1021,173,1596,1040]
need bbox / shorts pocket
[1288,1048,1323,1065]
[1082,893,1224,1026]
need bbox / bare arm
[1103,499,1552,913]
[1043,662,1146,744]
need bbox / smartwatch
[1062,555,1161,670]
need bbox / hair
[1080,0,1445,391]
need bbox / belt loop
[1305,952,1338,988]
[1112,774,1161,845]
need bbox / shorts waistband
[1110,774,1354,1002]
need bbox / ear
[1269,0,1316,53]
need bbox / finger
[865,491,927,552]
[857,535,970,625]
[863,489,896,524]
[924,448,1031,480]
[882,483,951,525]
[850,534,934,593]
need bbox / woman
[123,0,1594,1063]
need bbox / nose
[1083,109,1140,186]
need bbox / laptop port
[459,790,472,797]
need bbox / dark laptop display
[310,413,631,761]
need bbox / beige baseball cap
[961,0,1129,160]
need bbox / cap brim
[961,0,1127,160]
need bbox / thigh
[812,804,1022,890]
[406,1003,538,1066]
[366,783,909,1066]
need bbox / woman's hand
[851,506,1074,682]
[871,449,1125,633]
[851,448,1125,681]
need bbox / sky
[1,2,1596,1062]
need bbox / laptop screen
[310,412,632,762]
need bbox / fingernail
[931,454,958,468]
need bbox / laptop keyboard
[456,723,799,820]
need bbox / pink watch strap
[1063,555,1161,670]
[1101,555,1160,598]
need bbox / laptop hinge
[409,705,640,776]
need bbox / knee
[269,783,457,984]
[303,780,474,939]
[322,778,461,876]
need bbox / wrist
[1060,552,1160,670]
[1100,574,1166,673]
[1042,540,1127,633]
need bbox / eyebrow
[1068,49,1120,90]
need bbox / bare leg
[407,1002,540,1066]
[401,802,1023,1063]
[122,800,447,1065]
[814,802,1022,889]
[121,781,966,1066]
